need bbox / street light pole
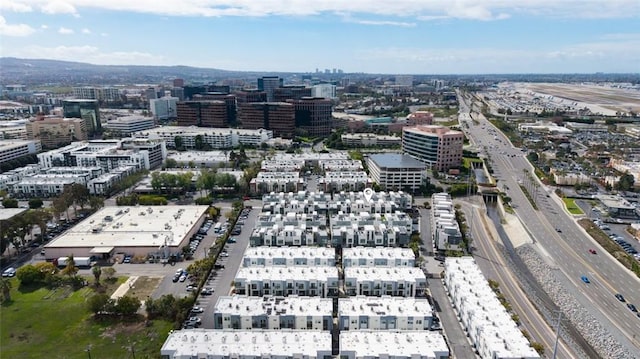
[552,311,562,359]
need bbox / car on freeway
[588,249,597,254]
[615,293,626,302]
[191,306,204,313]
[627,303,638,312]
[2,267,16,277]
[556,228,562,233]
[580,276,590,284]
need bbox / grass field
[1,277,173,359]
[562,198,584,215]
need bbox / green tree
[89,196,105,212]
[0,278,12,302]
[102,267,116,281]
[194,135,204,150]
[60,255,78,277]
[28,198,44,209]
[16,264,44,285]
[115,295,141,316]
[2,198,18,208]
[87,293,111,314]
[174,136,184,150]
[69,183,90,210]
[92,266,102,286]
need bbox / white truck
[56,256,93,268]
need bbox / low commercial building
[234,266,339,298]
[340,331,449,359]
[167,150,229,168]
[342,246,415,267]
[367,153,426,192]
[242,246,335,267]
[42,205,209,261]
[341,133,401,147]
[103,115,156,135]
[344,267,426,297]
[160,329,332,359]
[213,295,333,330]
[339,296,434,330]
[444,257,540,359]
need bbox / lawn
[562,198,584,215]
[1,277,173,359]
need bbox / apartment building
[242,246,336,267]
[134,126,273,149]
[344,267,426,297]
[213,295,333,330]
[249,221,329,247]
[249,172,303,194]
[103,115,156,135]
[402,125,464,172]
[319,171,371,192]
[431,193,463,252]
[319,159,363,172]
[0,164,41,190]
[342,246,415,267]
[234,266,339,298]
[260,159,304,173]
[340,331,449,359]
[338,296,434,330]
[330,211,413,247]
[444,257,540,359]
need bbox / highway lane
[462,202,578,358]
[462,103,640,353]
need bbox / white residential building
[260,159,304,173]
[0,140,41,165]
[342,246,415,267]
[339,296,434,330]
[213,295,333,330]
[134,126,273,149]
[431,193,463,251]
[319,171,371,192]
[234,266,339,298]
[340,331,449,359]
[242,246,335,267]
[344,267,426,297]
[104,115,156,135]
[444,257,540,359]
[160,329,332,359]
[330,211,413,247]
[319,159,364,172]
[250,172,302,194]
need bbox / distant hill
[0,57,269,85]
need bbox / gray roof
[368,153,426,169]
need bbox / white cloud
[1,0,637,20]
[5,44,166,65]
[40,24,48,29]
[0,1,33,12]
[58,26,73,34]
[0,15,36,36]
[100,32,108,37]
[351,19,416,27]
[41,1,77,15]
[81,28,90,34]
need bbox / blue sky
[1,0,639,74]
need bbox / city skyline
[1,0,639,74]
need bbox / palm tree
[0,278,12,302]
[61,255,78,277]
[92,266,102,286]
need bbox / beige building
[26,115,88,149]
[402,125,464,172]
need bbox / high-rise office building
[26,115,88,148]
[235,90,267,104]
[402,125,464,172]
[238,102,295,138]
[149,96,178,121]
[194,93,237,126]
[273,85,311,102]
[311,84,337,99]
[62,99,101,135]
[176,100,228,128]
[257,76,283,102]
[173,78,184,88]
[290,97,332,137]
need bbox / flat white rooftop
[344,267,425,282]
[161,329,332,357]
[243,246,335,263]
[45,205,208,249]
[339,296,432,317]
[340,330,448,358]
[0,208,27,221]
[215,295,333,317]
[236,266,338,282]
[343,246,415,261]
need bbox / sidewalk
[110,275,138,300]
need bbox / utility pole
[552,311,562,359]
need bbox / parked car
[227,237,237,243]
[186,284,197,292]
[2,267,16,277]
[191,306,204,313]
[201,287,214,295]
[220,251,229,257]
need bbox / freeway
[459,96,640,354]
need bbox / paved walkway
[110,275,138,300]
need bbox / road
[459,93,640,354]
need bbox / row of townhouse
[431,192,463,252]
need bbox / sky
[1,0,639,74]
